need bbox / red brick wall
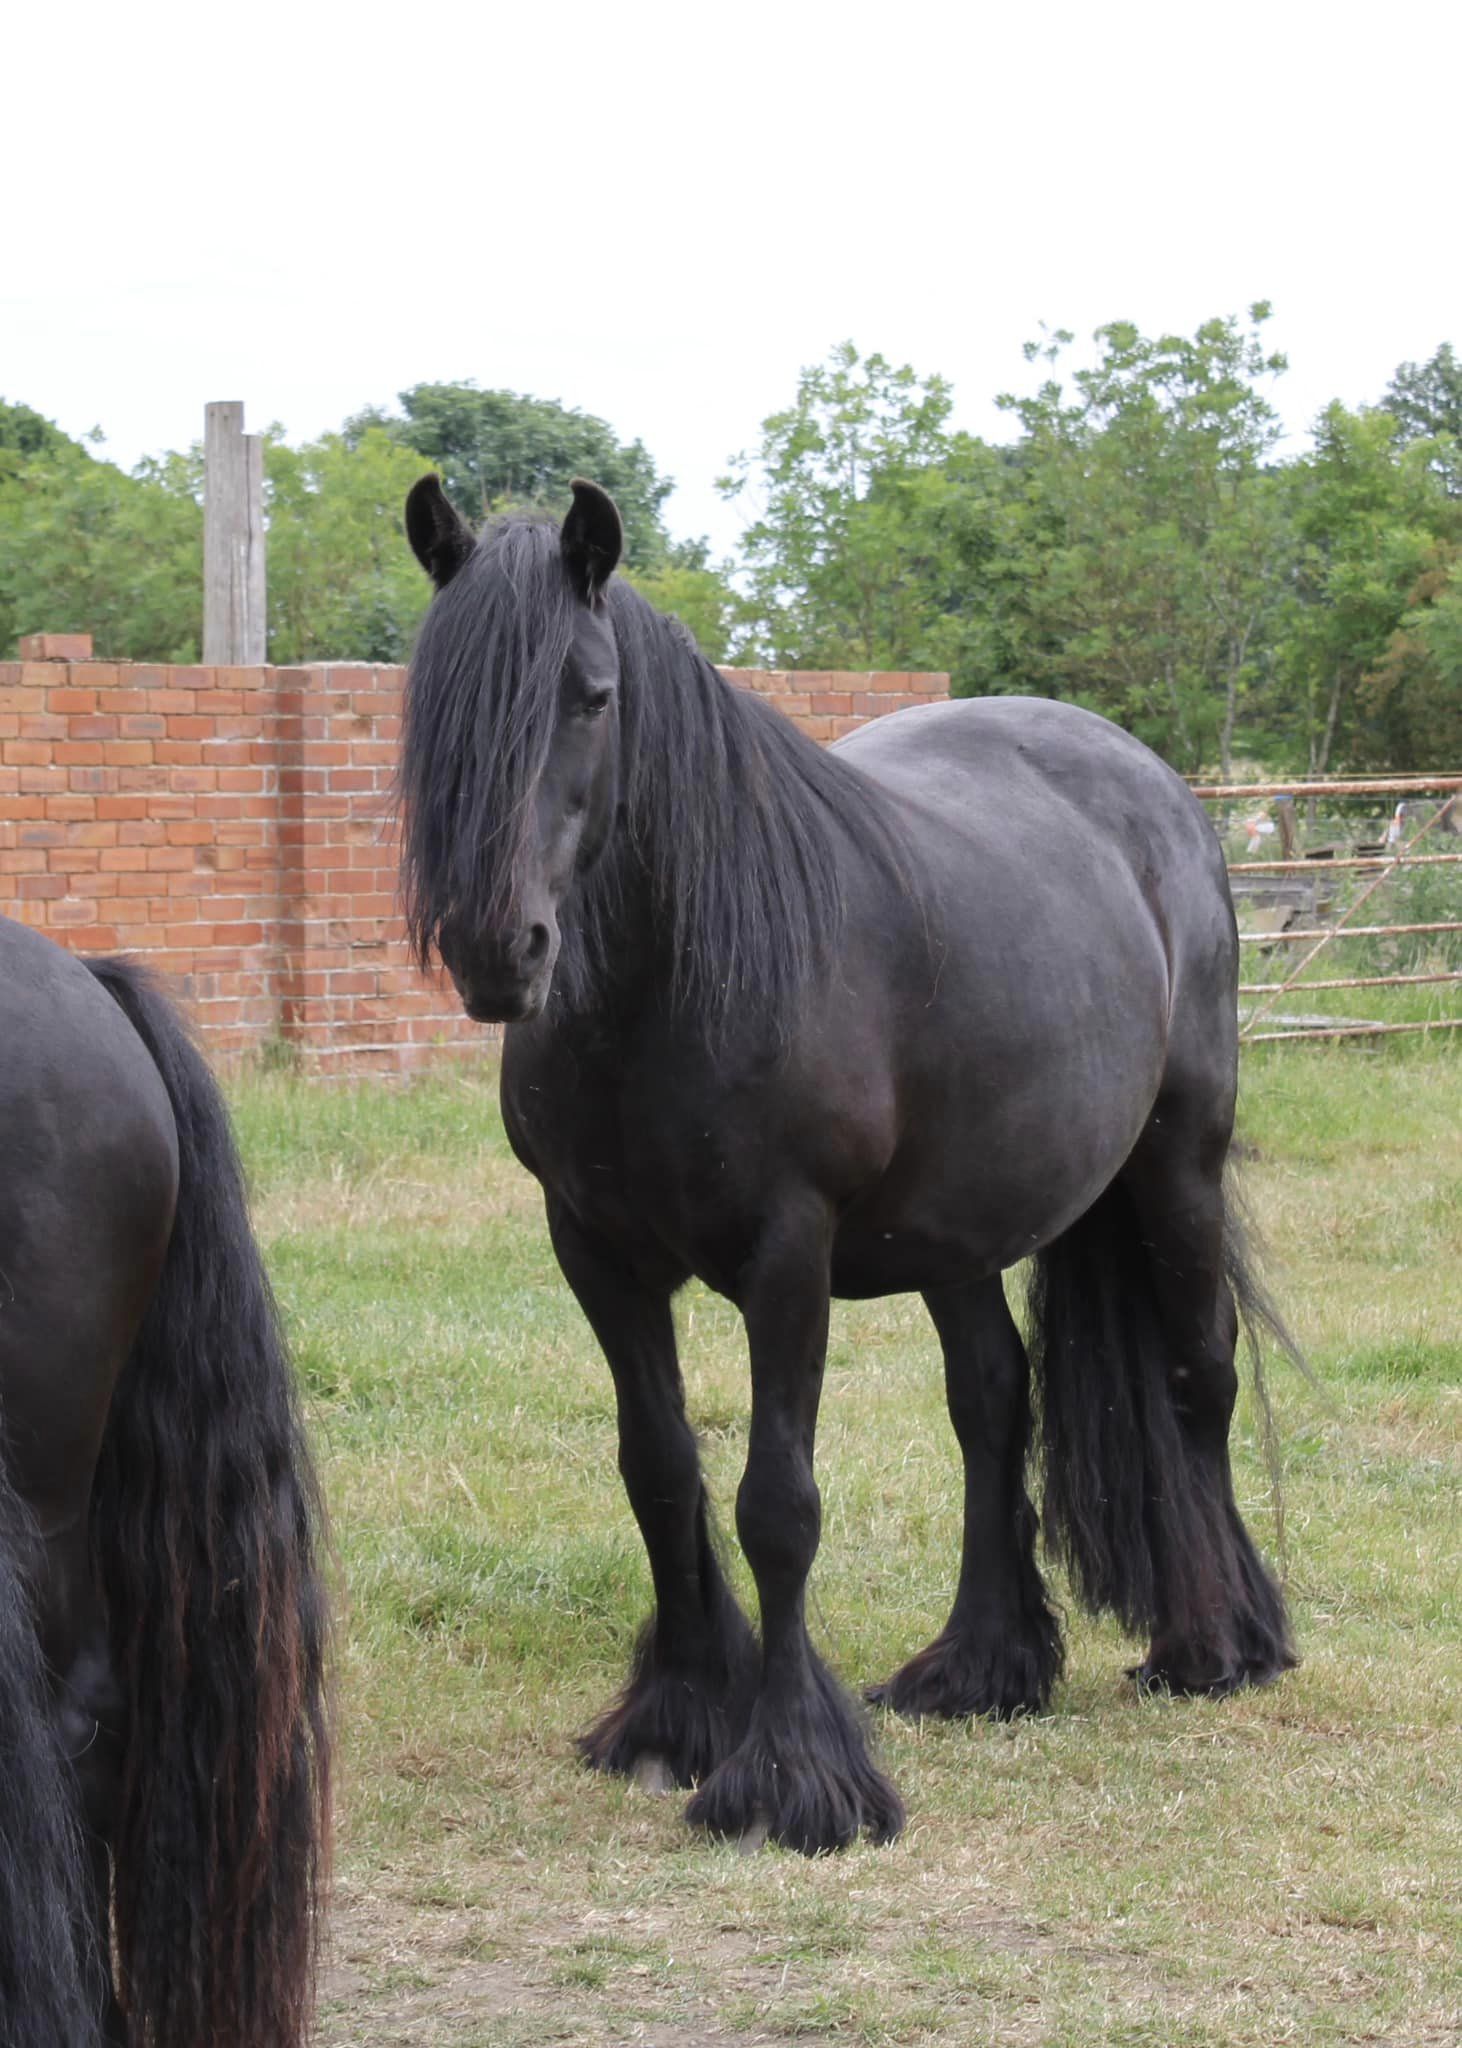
[1,657,948,1071]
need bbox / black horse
[0,918,330,2047]
[400,476,1295,1855]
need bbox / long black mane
[401,517,904,1033]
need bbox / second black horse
[400,475,1295,1854]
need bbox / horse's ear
[405,475,475,589]
[561,479,623,603]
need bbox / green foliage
[0,398,79,467]
[0,436,202,660]
[720,342,957,668]
[622,537,738,664]
[350,382,674,569]
[1383,341,1462,495]
[1275,403,1460,771]
[723,314,1460,773]
[264,427,434,665]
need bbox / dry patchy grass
[230,1044,1461,2048]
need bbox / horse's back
[0,918,178,1510]
[836,695,1216,866]
[835,694,1235,1039]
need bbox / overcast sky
[5,0,1457,557]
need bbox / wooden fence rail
[1197,772,1462,1046]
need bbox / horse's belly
[829,1028,1163,1297]
[830,1164,1108,1296]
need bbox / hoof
[685,1658,905,1855]
[687,1747,903,1855]
[1128,1647,1296,1699]
[867,1617,1062,1722]
[578,1613,758,1789]
[629,1753,676,1795]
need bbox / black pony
[401,476,1295,1855]
[0,918,331,2046]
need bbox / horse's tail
[84,958,331,2048]
[1026,1169,1296,1644]
[0,1453,101,2048]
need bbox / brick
[17,633,93,660]
[64,663,119,691]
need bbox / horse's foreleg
[869,1274,1062,1720]
[685,1200,904,1853]
[549,1202,756,1788]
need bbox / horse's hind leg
[549,1203,758,1788]
[40,1514,129,2043]
[1118,1099,1294,1695]
[868,1275,1062,1719]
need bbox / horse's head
[402,477,625,1023]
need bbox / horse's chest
[503,1054,769,1292]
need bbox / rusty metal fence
[1191,774,1462,1045]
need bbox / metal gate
[1191,775,1462,1044]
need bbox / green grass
[229,1045,1462,2047]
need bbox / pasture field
[232,1046,1461,2048]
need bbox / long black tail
[85,959,331,2048]
[1026,1172,1295,1675]
[0,1454,101,2048]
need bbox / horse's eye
[580,688,613,720]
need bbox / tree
[0,399,79,468]
[1350,546,1462,768]
[983,308,1291,769]
[0,437,202,660]
[349,383,674,567]
[264,426,436,664]
[719,342,957,668]
[1383,343,1462,496]
[1273,403,1458,772]
[623,537,739,663]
